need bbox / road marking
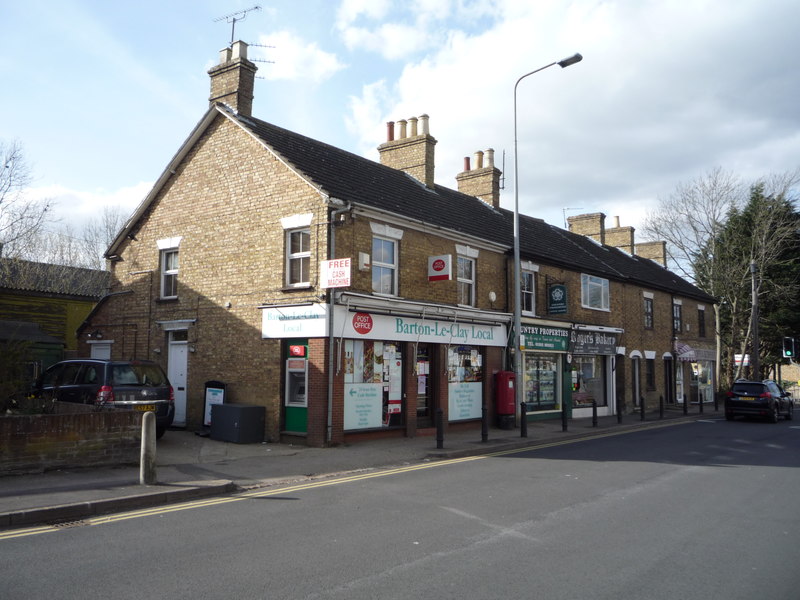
[0,419,693,540]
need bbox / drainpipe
[327,202,351,443]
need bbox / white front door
[168,335,188,426]
[89,342,112,360]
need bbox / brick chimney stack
[567,212,606,245]
[378,114,437,188]
[605,215,635,254]
[208,40,258,117]
[456,148,502,208]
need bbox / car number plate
[739,396,755,401]
[135,404,157,412]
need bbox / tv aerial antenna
[214,5,262,45]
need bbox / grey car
[34,359,175,438]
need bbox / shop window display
[343,339,404,429]
[523,353,559,412]
[571,356,607,407]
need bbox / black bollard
[659,395,664,419]
[683,393,688,415]
[481,404,488,443]
[520,401,528,438]
[592,400,598,427]
[562,399,568,432]
[435,407,444,449]
[699,394,704,414]
[640,396,646,421]
[616,393,623,424]
[714,392,719,412]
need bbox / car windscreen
[731,383,765,395]
[111,364,168,386]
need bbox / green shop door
[285,356,308,433]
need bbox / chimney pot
[419,114,430,135]
[612,216,620,228]
[409,116,418,136]
[464,157,471,172]
[219,47,232,64]
[398,119,408,139]
[231,40,248,60]
[474,151,484,169]
[386,121,395,142]
[485,148,495,168]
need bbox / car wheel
[770,405,779,423]
[156,426,166,439]
[787,403,794,421]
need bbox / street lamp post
[513,53,582,423]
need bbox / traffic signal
[783,336,796,359]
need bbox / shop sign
[571,330,618,355]
[334,305,506,347]
[262,304,328,338]
[320,258,351,288]
[520,325,569,352]
[344,383,383,429]
[428,255,452,281]
[448,382,482,420]
[547,284,568,314]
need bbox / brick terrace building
[78,41,715,445]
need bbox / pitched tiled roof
[234,112,510,248]
[233,110,714,303]
[0,258,109,299]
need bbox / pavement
[0,407,717,529]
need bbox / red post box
[495,371,516,415]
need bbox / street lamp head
[557,53,583,68]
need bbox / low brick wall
[0,405,142,475]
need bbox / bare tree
[0,140,51,256]
[642,167,746,283]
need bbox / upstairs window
[644,297,654,329]
[521,271,535,314]
[581,274,609,311]
[372,237,397,295]
[673,302,683,333]
[160,249,179,299]
[457,256,475,306]
[157,236,182,300]
[286,228,311,287]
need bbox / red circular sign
[352,312,373,335]
[432,259,445,272]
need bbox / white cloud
[256,32,346,84]
[23,182,151,229]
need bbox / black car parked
[34,359,175,438]
[725,379,794,423]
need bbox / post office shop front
[333,299,509,439]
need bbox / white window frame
[457,255,476,307]
[581,273,610,311]
[160,248,179,299]
[285,228,311,287]
[157,237,182,300]
[521,261,539,315]
[372,236,398,296]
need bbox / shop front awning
[675,342,716,362]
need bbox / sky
[2,0,799,241]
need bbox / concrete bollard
[140,411,157,485]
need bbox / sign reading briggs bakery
[570,330,618,355]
